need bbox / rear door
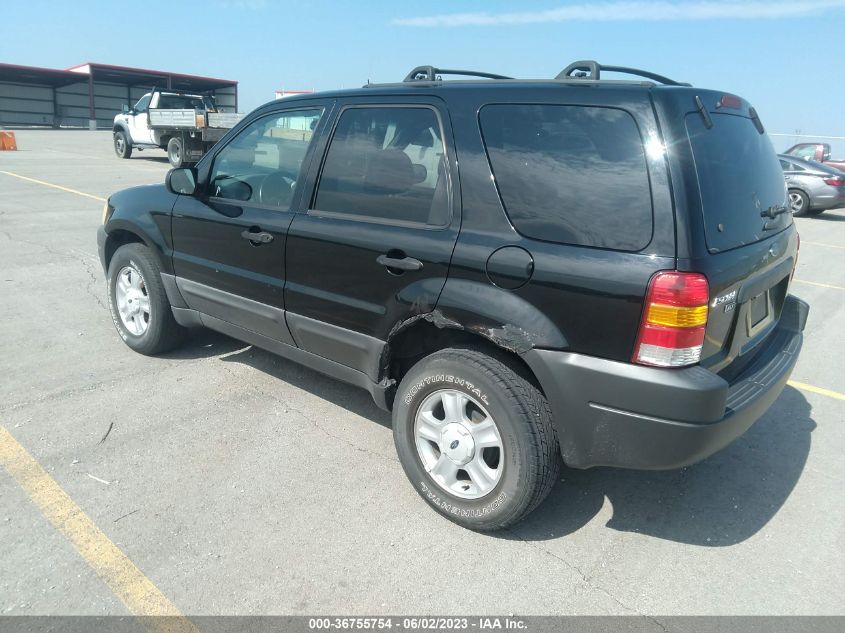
[676,98,797,372]
[283,98,460,378]
[171,104,327,344]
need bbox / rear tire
[393,348,561,531]
[107,243,186,355]
[167,137,184,168]
[113,130,132,159]
[789,189,810,217]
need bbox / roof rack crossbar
[403,66,513,82]
[555,60,690,86]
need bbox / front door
[284,100,460,378]
[171,105,327,343]
[128,94,154,145]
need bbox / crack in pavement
[503,528,670,630]
[0,230,107,312]
[216,361,394,463]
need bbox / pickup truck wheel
[167,137,183,168]
[113,130,132,159]
[788,189,810,217]
[393,348,560,531]
[107,244,185,355]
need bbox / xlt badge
[712,289,738,313]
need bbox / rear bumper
[812,187,845,210]
[523,295,809,470]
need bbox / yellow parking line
[802,241,845,250]
[788,381,845,402]
[792,279,845,291]
[0,170,106,202]
[0,425,199,633]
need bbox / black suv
[98,61,808,530]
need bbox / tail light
[823,176,845,186]
[633,271,709,368]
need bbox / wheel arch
[379,279,568,403]
[112,121,131,137]
[381,318,544,399]
[102,228,149,272]
[102,218,172,276]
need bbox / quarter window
[313,107,450,226]
[480,104,653,251]
[209,108,322,209]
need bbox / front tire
[113,130,132,159]
[789,189,810,217]
[167,137,184,168]
[107,243,185,355]
[393,348,560,531]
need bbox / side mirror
[166,168,198,195]
[122,104,131,114]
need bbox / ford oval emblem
[450,440,460,450]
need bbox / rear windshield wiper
[761,204,788,219]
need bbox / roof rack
[555,60,690,86]
[394,60,689,87]
[403,66,513,82]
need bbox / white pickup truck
[112,90,243,167]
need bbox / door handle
[376,254,423,271]
[241,229,274,244]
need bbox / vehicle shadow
[507,386,815,546]
[804,209,845,221]
[163,330,814,546]
[131,155,170,165]
[170,329,393,428]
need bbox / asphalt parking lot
[1,130,844,618]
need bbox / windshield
[686,112,790,253]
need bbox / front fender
[103,185,178,274]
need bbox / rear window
[686,112,790,253]
[479,104,653,251]
[157,95,209,110]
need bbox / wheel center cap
[440,423,475,466]
[125,290,141,315]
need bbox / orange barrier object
[0,131,17,151]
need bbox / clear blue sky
[3,0,845,153]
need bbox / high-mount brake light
[633,271,710,368]
[718,94,742,109]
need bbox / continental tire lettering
[404,374,489,406]
[419,481,506,518]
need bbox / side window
[134,95,151,113]
[479,104,652,251]
[313,106,450,226]
[792,146,816,161]
[779,159,791,171]
[209,108,322,209]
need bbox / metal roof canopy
[0,62,238,128]
[0,62,237,92]
[0,63,83,87]
[67,62,237,93]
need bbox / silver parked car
[778,154,845,216]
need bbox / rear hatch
[658,89,798,374]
